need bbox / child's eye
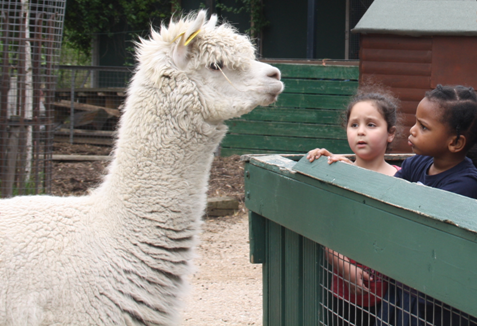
[350,123,358,128]
[368,123,376,128]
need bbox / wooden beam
[206,196,239,217]
[52,154,112,161]
[54,100,120,117]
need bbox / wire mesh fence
[320,246,477,326]
[0,0,66,198]
[54,65,132,146]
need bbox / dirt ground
[52,142,263,325]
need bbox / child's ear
[387,126,396,143]
[448,135,467,153]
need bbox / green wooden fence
[245,154,477,326]
[221,63,359,156]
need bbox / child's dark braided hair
[425,85,477,152]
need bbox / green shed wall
[221,63,358,156]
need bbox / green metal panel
[249,211,266,263]
[284,229,301,325]
[255,213,324,326]
[302,236,322,325]
[245,154,477,325]
[266,219,284,325]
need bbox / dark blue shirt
[395,155,477,199]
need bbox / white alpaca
[0,11,283,326]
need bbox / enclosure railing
[245,154,477,326]
[54,65,132,146]
[0,0,66,198]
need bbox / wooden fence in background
[221,63,359,156]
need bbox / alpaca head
[134,10,284,123]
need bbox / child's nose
[409,124,417,135]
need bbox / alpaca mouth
[261,81,284,104]
[261,92,281,106]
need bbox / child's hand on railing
[325,248,373,295]
[306,148,353,165]
[342,261,371,295]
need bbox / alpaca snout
[262,65,284,96]
[268,66,281,81]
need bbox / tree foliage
[215,0,268,39]
[64,0,177,56]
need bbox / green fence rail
[221,63,359,156]
[245,154,477,326]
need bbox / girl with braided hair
[396,84,477,199]
[377,84,477,326]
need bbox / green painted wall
[221,63,358,156]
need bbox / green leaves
[64,0,176,56]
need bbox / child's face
[347,101,394,161]
[408,98,454,157]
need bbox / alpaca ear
[204,13,218,30]
[172,11,206,70]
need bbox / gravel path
[182,213,263,325]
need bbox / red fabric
[330,165,397,307]
[332,260,387,307]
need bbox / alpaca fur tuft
[0,10,283,325]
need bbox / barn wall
[431,36,477,88]
[359,34,432,153]
[359,34,477,153]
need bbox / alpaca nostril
[268,70,281,80]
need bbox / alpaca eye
[209,62,224,70]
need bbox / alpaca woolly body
[0,11,283,326]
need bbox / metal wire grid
[0,0,66,197]
[319,246,477,326]
[54,66,132,146]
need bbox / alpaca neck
[96,99,227,226]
